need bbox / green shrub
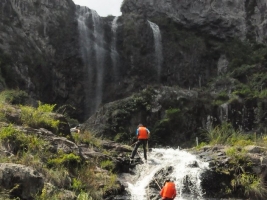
[77,191,93,200]
[37,184,76,200]
[223,146,265,198]
[231,173,267,198]
[47,153,81,168]
[100,160,115,171]
[114,132,129,143]
[0,90,29,105]
[195,142,208,150]
[102,173,119,193]
[204,123,235,145]
[72,130,101,147]
[231,64,255,78]
[72,178,83,191]
[203,123,253,146]
[20,102,59,130]
[73,166,103,200]
[166,108,181,118]
[249,73,267,90]
[44,166,71,188]
[256,89,267,98]
[232,84,254,98]
[0,125,29,153]
[37,101,56,112]
[0,124,46,154]
[212,99,227,106]
[218,91,229,99]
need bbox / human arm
[146,128,150,138]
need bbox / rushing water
[121,148,209,200]
[111,16,120,82]
[77,6,95,117]
[91,10,105,111]
[77,7,106,117]
[148,21,163,81]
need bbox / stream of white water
[123,148,209,200]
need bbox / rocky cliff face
[0,0,86,119]
[1,0,267,140]
[118,0,267,89]
[121,0,267,42]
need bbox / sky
[72,0,124,17]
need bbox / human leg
[130,140,141,159]
[141,139,148,160]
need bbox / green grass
[20,101,59,130]
[72,130,101,147]
[231,173,267,198]
[100,160,115,171]
[203,123,267,198]
[203,123,253,146]
[77,192,93,200]
[0,124,46,154]
[0,90,29,105]
[0,99,120,200]
[47,152,81,168]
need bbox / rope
[146,140,149,159]
[153,177,162,190]
[130,141,138,146]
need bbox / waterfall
[148,21,163,81]
[91,10,105,111]
[77,6,106,117]
[111,16,120,82]
[121,148,209,200]
[77,6,93,116]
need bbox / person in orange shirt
[130,124,150,162]
[160,180,177,200]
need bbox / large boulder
[0,163,44,200]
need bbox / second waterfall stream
[120,148,210,200]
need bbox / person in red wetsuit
[160,180,177,200]
[130,124,150,162]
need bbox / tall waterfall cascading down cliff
[120,148,209,200]
[148,21,163,81]
[111,16,120,83]
[77,6,94,117]
[92,10,105,111]
[77,6,106,117]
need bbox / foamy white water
[126,148,209,200]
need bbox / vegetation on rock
[199,123,267,199]
[0,90,124,200]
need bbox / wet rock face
[121,0,267,42]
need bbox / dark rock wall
[0,0,85,119]
[121,0,267,43]
[1,0,267,129]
